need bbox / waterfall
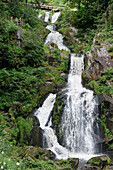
[45,12,70,52]
[44,12,50,23]
[34,93,56,128]
[51,12,61,23]
[61,54,100,155]
[35,11,102,168]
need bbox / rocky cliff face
[83,32,113,154]
[83,32,113,83]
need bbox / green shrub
[100,115,112,138]
[108,46,113,52]
[16,117,33,144]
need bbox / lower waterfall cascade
[35,11,103,169]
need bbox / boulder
[48,150,56,160]
[18,146,50,161]
[81,164,100,170]
[68,158,79,169]
[32,116,40,126]
[30,126,44,147]
[83,155,111,169]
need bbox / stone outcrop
[52,89,68,144]
[30,116,44,147]
[82,155,112,170]
[83,32,113,155]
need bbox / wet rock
[68,158,79,169]
[60,73,67,80]
[32,116,40,126]
[52,90,68,144]
[48,150,56,160]
[30,126,44,147]
[81,164,100,170]
[84,155,111,169]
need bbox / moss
[103,165,113,170]
[88,155,111,166]
[99,114,112,138]
[52,98,65,144]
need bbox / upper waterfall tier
[45,31,70,51]
[68,54,84,89]
[51,12,61,23]
[42,11,70,52]
[44,12,50,22]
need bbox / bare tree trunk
[78,0,81,11]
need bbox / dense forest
[0,0,113,169]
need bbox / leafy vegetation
[0,0,113,169]
[100,115,112,138]
[88,67,113,96]
[0,1,71,169]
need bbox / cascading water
[51,12,61,23]
[45,12,70,52]
[34,93,56,128]
[36,11,102,169]
[61,54,100,155]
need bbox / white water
[45,12,70,52]
[51,12,61,23]
[36,11,102,169]
[61,54,100,155]
[34,93,56,128]
[34,54,101,163]
[45,31,69,51]
[44,12,50,22]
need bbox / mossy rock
[103,165,113,170]
[56,158,79,170]
[52,92,67,144]
[18,146,50,161]
[87,155,111,168]
[81,164,100,170]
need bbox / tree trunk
[78,0,81,11]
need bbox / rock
[81,164,100,170]
[32,116,40,126]
[60,73,67,80]
[70,27,78,34]
[45,81,53,86]
[48,150,56,160]
[85,155,111,169]
[104,95,113,105]
[52,91,68,144]
[103,165,113,170]
[106,118,113,134]
[18,146,50,161]
[30,126,44,147]
[68,158,79,169]
[84,42,113,85]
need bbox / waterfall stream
[45,12,70,52]
[35,11,102,169]
[61,54,100,155]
